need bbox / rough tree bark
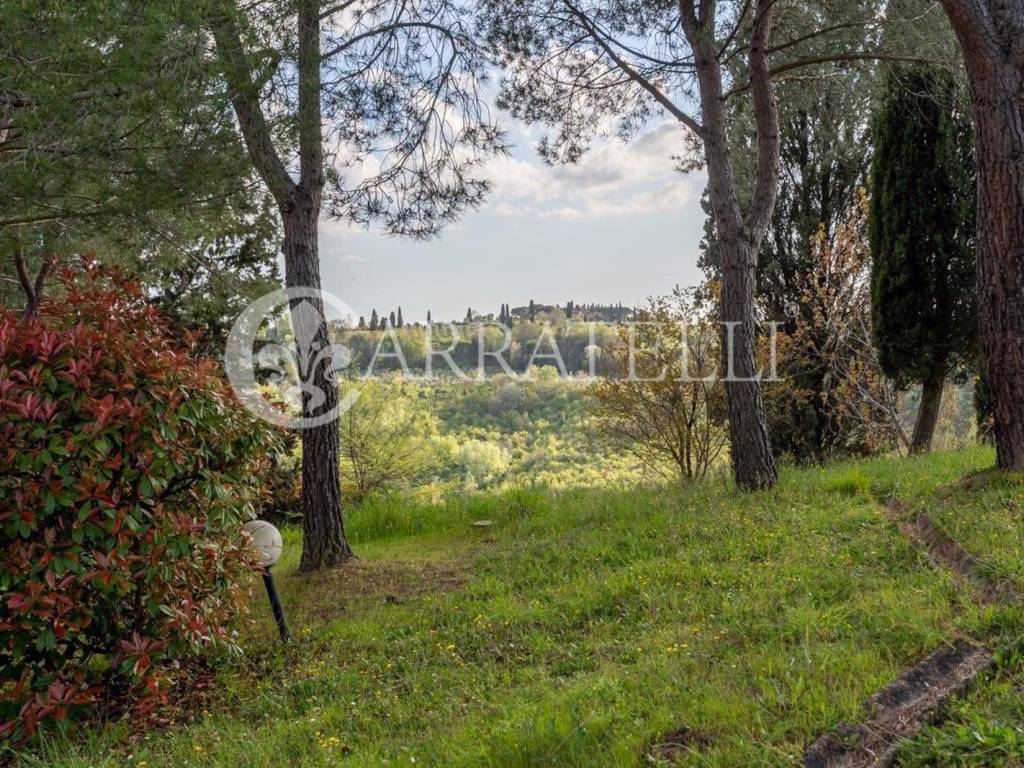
[683,1,779,489]
[940,0,1024,469]
[212,0,354,569]
[910,368,946,454]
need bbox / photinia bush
[0,262,277,741]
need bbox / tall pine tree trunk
[720,237,779,489]
[910,369,945,454]
[211,0,355,569]
[969,65,1024,469]
[941,1,1024,470]
[686,1,779,490]
[283,202,354,570]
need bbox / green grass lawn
[14,446,1022,768]
[889,463,1024,767]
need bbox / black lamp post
[242,520,290,642]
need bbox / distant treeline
[332,320,625,377]
[343,300,634,331]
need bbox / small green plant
[897,715,1024,767]
[824,468,872,497]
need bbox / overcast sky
[316,118,708,323]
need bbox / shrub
[0,263,276,741]
[592,288,728,484]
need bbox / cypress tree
[427,309,432,324]
[869,66,976,453]
[358,315,366,330]
[397,307,404,328]
[369,309,379,331]
[389,310,397,328]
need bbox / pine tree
[870,66,976,453]
[370,309,379,331]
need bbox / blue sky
[317,119,708,323]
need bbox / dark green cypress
[869,66,977,453]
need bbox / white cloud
[317,120,704,237]
[483,121,704,219]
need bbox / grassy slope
[892,466,1024,767]
[17,447,1014,768]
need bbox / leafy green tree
[337,381,441,504]
[697,0,951,462]
[869,66,976,453]
[0,1,276,320]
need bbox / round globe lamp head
[243,520,284,568]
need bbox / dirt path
[885,498,1022,606]
[803,640,992,768]
[802,496,1019,767]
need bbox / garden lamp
[242,520,290,642]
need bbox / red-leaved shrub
[0,262,276,741]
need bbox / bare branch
[562,0,704,137]
[723,52,952,100]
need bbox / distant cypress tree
[427,309,432,324]
[465,307,473,323]
[358,315,366,330]
[870,66,976,453]
[397,307,404,328]
[528,299,536,321]
[566,300,574,319]
[389,310,396,328]
[369,309,379,331]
